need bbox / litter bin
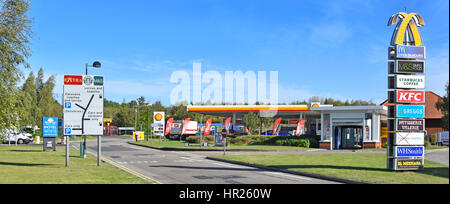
[80,141,85,158]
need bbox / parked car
[0,127,33,144]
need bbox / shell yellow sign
[154,113,163,121]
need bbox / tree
[436,81,449,131]
[20,71,37,125]
[243,112,260,135]
[0,0,33,129]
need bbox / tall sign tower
[387,12,426,171]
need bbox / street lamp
[85,61,102,75]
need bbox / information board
[63,75,104,136]
[43,117,58,138]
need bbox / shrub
[185,136,214,144]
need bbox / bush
[185,136,214,144]
[424,140,430,148]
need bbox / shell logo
[311,103,320,108]
[155,113,163,121]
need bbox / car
[0,128,34,144]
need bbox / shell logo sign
[311,103,320,108]
[155,113,163,121]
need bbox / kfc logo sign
[397,90,425,103]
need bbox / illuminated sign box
[388,90,425,104]
[394,146,424,157]
[389,45,426,60]
[389,119,425,131]
[395,158,424,171]
[396,105,425,118]
[389,60,425,74]
[393,132,425,146]
[388,75,425,89]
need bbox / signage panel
[395,90,425,103]
[394,146,424,157]
[395,45,426,59]
[394,75,426,89]
[389,60,425,74]
[396,105,425,118]
[395,119,425,131]
[153,112,165,136]
[43,117,59,138]
[396,158,424,170]
[394,132,425,146]
[63,75,104,136]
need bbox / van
[0,127,34,144]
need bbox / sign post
[387,12,426,171]
[63,75,104,166]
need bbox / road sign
[389,60,425,74]
[43,117,58,138]
[63,75,104,136]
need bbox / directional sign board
[63,75,104,136]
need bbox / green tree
[20,71,37,126]
[243,112,260,135]
[0,0,33,129]
[436,81,449,131]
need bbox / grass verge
[214,153,449,184]
[0,145,148,184]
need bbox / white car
[1,128,34,144]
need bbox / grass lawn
[0,145,148,184]
[130,140,312,151]
[215,153,449,184]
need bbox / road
[81,136,339,184]
[426,148,449,166]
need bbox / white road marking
[261,171,313,181]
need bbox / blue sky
[27,0,449,105]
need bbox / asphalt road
[81,136,339,184]
[426,148,449,166]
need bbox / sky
[26,0,449,106]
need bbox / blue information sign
[395,146,424,157]
[43,117,58,138]
[396,45,426,59]
[396,105,425,118]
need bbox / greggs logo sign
[64,75,83,85]
[388,12,425,46]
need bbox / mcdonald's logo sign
[388,12,425,46]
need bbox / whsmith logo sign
[394,146,424,157]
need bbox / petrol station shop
[187,104,388,150]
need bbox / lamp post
[86,61,102,75]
